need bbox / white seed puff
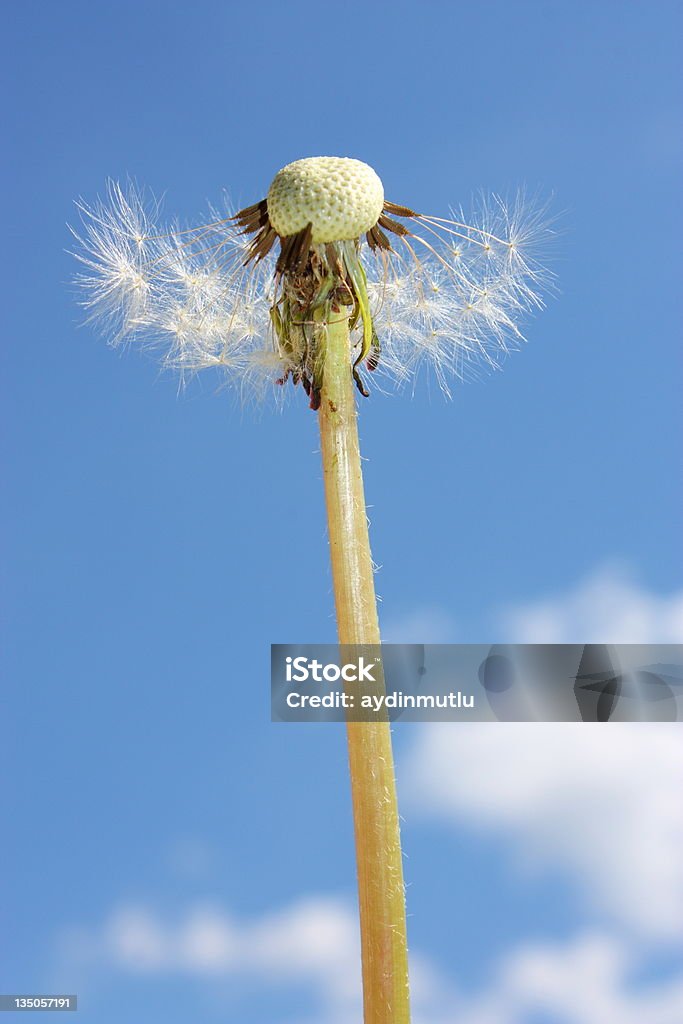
[267,157,385,243]
[73,174,555,399]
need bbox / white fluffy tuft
[71,180,555,398]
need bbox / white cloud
[384,566,683,645]
[453,932,683,1024]
[404,721,683,939]
[103,896,358,982]
[60,899,683,1024]
[400,567,683,938]
[499,566,683,643]
[60,895,448,1023]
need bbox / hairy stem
[318,308,411,1024]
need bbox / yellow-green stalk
[318,308,411,1024]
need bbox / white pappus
[72,157,556,406]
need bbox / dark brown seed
[378,214,411,237]
[245,224,277,264]
[366,224,392,251]
[383,200,419,218]
[275,224,313,275]
[232,199,269,232]
[353,366,370,398]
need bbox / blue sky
[2,2,682,1021]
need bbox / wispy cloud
[59,899,683,1024]
[384,565,683,645]
[499,566,683,643]
[452,932,683,1024]
[59,895,446,1023]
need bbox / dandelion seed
[72,158,555,405]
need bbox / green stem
[317,308,411,1024]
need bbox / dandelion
[73,158,553,402]
[72,157,555,1024]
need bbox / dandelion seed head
[266,157,384,243]
[72,168,556,406]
